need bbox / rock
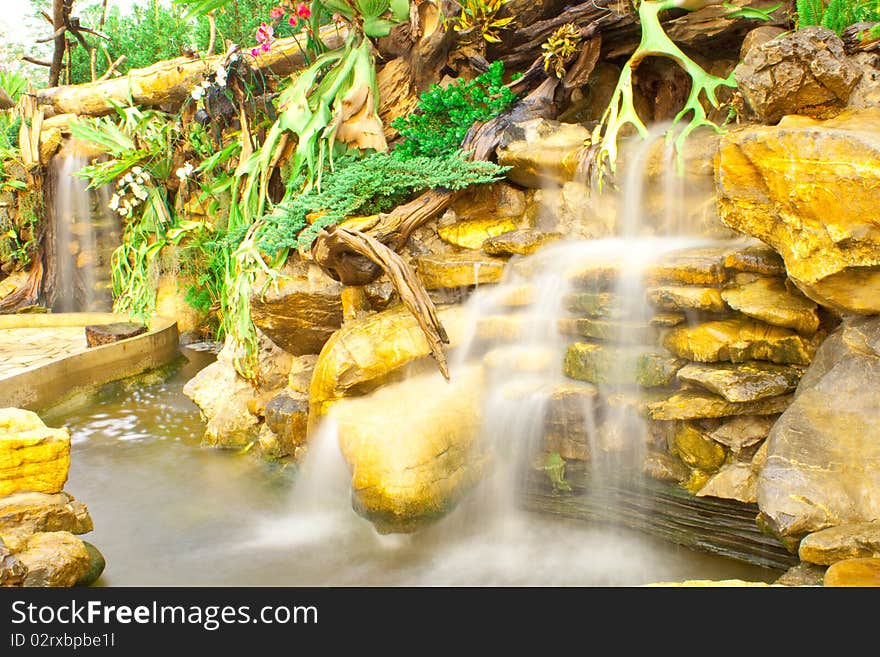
[0,408,71,497]
[182,334,292,448]
[415,252,507,289]
[708,415,776,452]
[496,118,591,188]
[558,318,661,343]
[774,562,826,587]
[757,317,880,538]
[563,342,682,387]
[663,318,819,365]
[800,522,880,565]
[721,278,820,335]
[450,182,526,222]
[309,305,468,424]
[716,108,880,314]
[735,27,860,123]
[482,229,561,256]
[39,127,62,166]
[84,322,147,347]
[543,381,599,449]
[722,242,785,276]
[0,538,26,586]
[646,286,726,313]
[696,463,757,503]
[155,273,207,340]
[17,531,90,587]
[76,541,105,586]
[644,247,728,286]
[0,492,92,549]
[676,361,805,402]
[824,558,880,587]
[250,260,344,355]
[648,390,793,420]
[848,52,880,110]
[739,25,787,60]
[334,366,488,533]
[670,422,727,472]
[643,450,689,482]
[263,392,309,454]
[287,354,318,395]
[437,218,518,250]
[482,346,556,376]
[564,291,623,318]
[526,181,617,239]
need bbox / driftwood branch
[36,26,67,44]
[0,260,43,313]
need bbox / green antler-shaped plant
[587,0,779,184]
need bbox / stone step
[563,342,683,387]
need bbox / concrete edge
[0,314,180,411]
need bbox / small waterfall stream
[48,152,118,312]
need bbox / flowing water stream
[40,131,781,586]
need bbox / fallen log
[36,28,346,118]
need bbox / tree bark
[48,0,67,87]
[36,29,346,117]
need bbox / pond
[43,347,781,586]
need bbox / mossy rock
[75,541,106,587]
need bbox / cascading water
[48,152,118,312]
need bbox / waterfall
[48,153,118,312]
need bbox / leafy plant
[796,0,880,34]
[258,150,509,253]
[391,60,517,158]
[0,71,30,103]
[446,0,515,44]
[542,23,581,79]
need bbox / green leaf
[173,0,232,20]
[319,0,356,20]
[363,17,397,37]
[356,0,390,19]
[390,0,410,22]
[724,2,782,21]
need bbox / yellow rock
[717,109,880,314]
[824,558,880,587]
[155,274,206,336]
[0,409,70,497]
[645,579,773,587]
[415,252,507,289]
[646,285,726,313]
[496,118,591,188]
[308,305,468,427]
[39,127,62,166]
[721,277,819,335]
[437,218,518,250]
[663,317,819,365]
[17,531,90,587]
[333,366,489,533]
[671,422,727,472]
[647,389,793,420]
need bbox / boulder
[734,27,860,123]
[739,25,787,60]
[309,305,468,425]
[482,229,561,256]
[450,181,526,222]
[437,218,518,250]
[557,318,661,344]
[250,260,344,355]
[799,522,880,565]
[563,342,682,387]
[496,118,591,188]
[663,318,819,365]
[334,366,489,533]
[0,492,92,550]
[262,392,309,454]
[721,278,819,335]
[0,538,26,586]
[757,317,880,538]
[676,361,805,402]
[646,286,726,313]
[17,531,90,587]
[155,273,207,340]
[564,291,624,318]
[774,562,826,587]
[823,558,880,587]
[670,422,727,472]
[415,252,507,289]
[708,415,776,453]
[647,389,793,420]
[696,462,758,503]
[722,242,785,276]
[716,108,880,314]
[0,409,70,496]
[182,333,292,448]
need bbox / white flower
[132,166,143,175]
[191,86,205,101]
[124,172,134,184]
[116,178,124,188]
[176,162,195,180]
[117,208,127,216]
[201,80,211,89]
[108,194,120,211]
[134,187,148,202]
[135,176,145,185]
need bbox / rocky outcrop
[757,317,880,539]
[0,491,92,550]
[799,522,880,565]
[735,27,860,123]
[437,218,518,250]
[334,366,489,533]
[823,558,880,587]
[250,260,344,356]
[648,390,792,421]
[716,108,880,314]
[0,408,70,497]
[496,119,590,189]
[482,229,561,257]
[309,304,468,425]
